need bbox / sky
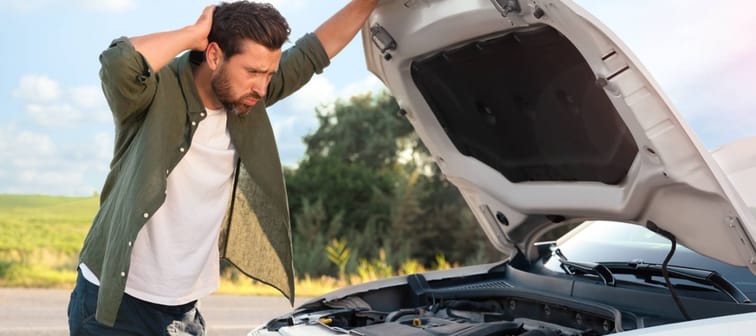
[0,0,754,196]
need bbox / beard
[210,65,262,116]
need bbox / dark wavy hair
[209,1,291,58]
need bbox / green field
[0,194,390,296]
[0,194,97,287]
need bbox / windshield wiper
[552,247,751,305]
[598,261,752,304]
[554,247,616,286]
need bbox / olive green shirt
[79,33,330,326]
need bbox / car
[249,0,756,335]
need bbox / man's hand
[187,5,215,51]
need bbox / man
[67,1,378,334]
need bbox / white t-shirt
[81,107,237,305]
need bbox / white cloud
[270,74,387,166]
[338,75,385,99]
[12,74,61,103]
[269,75,335,166]
[84,132,115,164]
[0,129,57,172]
[18,170,83,187]
[288,75,337,113]
[670,57,756,147]
[578,0,756,89]
[0,126,56,170]
[575,0,756,149]
[12,75,112,127]
[281,74,384,122]
[14,129,56,157]
[0,125,110,196]
[271,74,386,140]
[70,86,105,109]
[25,103,84,127]
[69,86,113,124]
[270,75,336,146]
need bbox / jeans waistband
[77,268,197,315]
[132,296,198,315]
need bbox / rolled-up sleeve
[99,37,158,124]
[265,33,331,106]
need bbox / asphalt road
[0,288,309,336]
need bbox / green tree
[286,91,500,276]
[290,198,344,277]
[302,91,415,169]
[287,91,412,260]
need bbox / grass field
[0,194,390,295]
[0,194,97,288]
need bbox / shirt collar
[175,51,206,117]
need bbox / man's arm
[315,0,379,59]
[99,6,214,123]
[129,5,215,73]
[264,0,378,105]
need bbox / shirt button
[128,241,132,247]
[192,121,197,126]
[179,147,185,152]
[143,212,149,218]
[165,169,169,175]
[200,112,206,117]
[120,272,126,277]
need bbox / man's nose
[251,77,267,98]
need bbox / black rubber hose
[648,222,692,320]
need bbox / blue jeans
[67,270,206,336]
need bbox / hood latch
[370,23,398,61]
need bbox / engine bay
[256,260,756,336]
[303,297,620,336]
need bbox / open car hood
[361,0,756,272]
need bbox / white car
[250,0,756,334]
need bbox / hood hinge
[491,0,522,17]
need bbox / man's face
[211,40,282,115]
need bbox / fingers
[187,5,216,51]
[197,5,216,26]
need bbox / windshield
[544,221,756,298]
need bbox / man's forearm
[129,29,198,72]
[315,0,379,59]
[129,5,214,73]
[129,28,201,73]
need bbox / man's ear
[205,42,224,70]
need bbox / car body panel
[612,311,756,336]
[361,0,756,271]
[300,262,501,305]
[712,136,756,217]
